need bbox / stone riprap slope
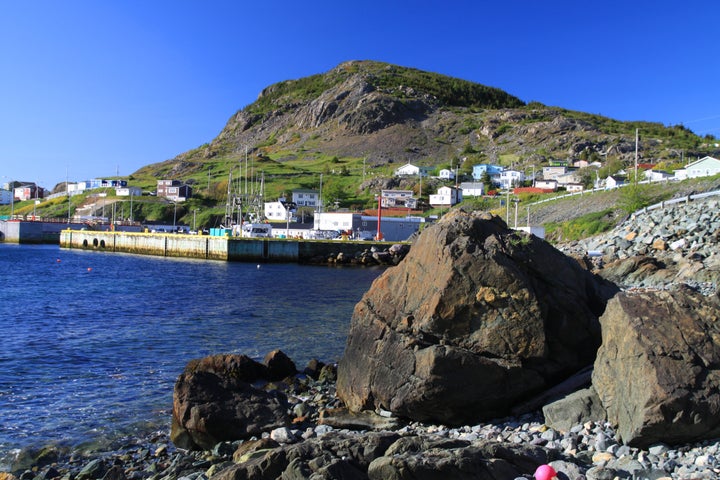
[562,194,720,291]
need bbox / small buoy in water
[56,259,61,263]
[533,464,557,480]
[87,267,92,272]
[256,264,261,269]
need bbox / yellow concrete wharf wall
[59,230,392,263]
[61,230,232,260]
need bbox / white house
[645,169,673,182]
[115,186,143,197]
[498,170,524,189]
[380,190,417,209]
[605,175,627,189]
[264,200,296,221]
[535,179,558,191]
[542,166,568,180]
[674,156,720,180]
[14,184,44,201]
[565,183,585,193]
[459,182,483,197]
[394,163,433,177]
[556,171,581,186]
[438,168,456,180]
[291,189,320,208]
[68,179,108,195]
[429,186,462,207]
[314,212,425,242]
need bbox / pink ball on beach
[534,464,557,480]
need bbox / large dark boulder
[337,210,618,425]
[592,285,720,447]
[212,431,401,480]
[210,431,552,480]
[171,354,291,450]
[368,441,551,480]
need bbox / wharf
[59,230,399,263]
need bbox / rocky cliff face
[336,209,618,425]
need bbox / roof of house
[685,156,720,168]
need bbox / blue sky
[1,1,719,189]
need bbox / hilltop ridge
[140,60,714,179]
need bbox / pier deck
[59,230,399,263]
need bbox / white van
[241,223,273,238]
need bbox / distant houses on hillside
[429,186,462,207]
[13,183,45,201]
[292,188,320,208]
[674,156,720,180]
[459,182,484,197]
[156,180,192,202]
[381,189,417,209]
[394,163,433,177]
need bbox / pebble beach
[5,370,720,480]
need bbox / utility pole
[634,128,639,183]
[319,174,323,214]
[505,190,510,224]
[526,206,530,227]
[66,168,71,224]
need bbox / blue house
[472,164,504,181]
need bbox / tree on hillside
[618,183,650,214]
[597,157,625,179]
[481,171,494,193]
[322,181,348,210]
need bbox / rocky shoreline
[561,196,720,292]
[5,198,720,480]
[6,361,720,480]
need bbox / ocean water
[0,243,383,464]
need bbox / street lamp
[193,209,198,232]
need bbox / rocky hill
[134,60,718,205]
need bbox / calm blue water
[0,244,382,463]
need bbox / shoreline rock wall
[567,197,720,290]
